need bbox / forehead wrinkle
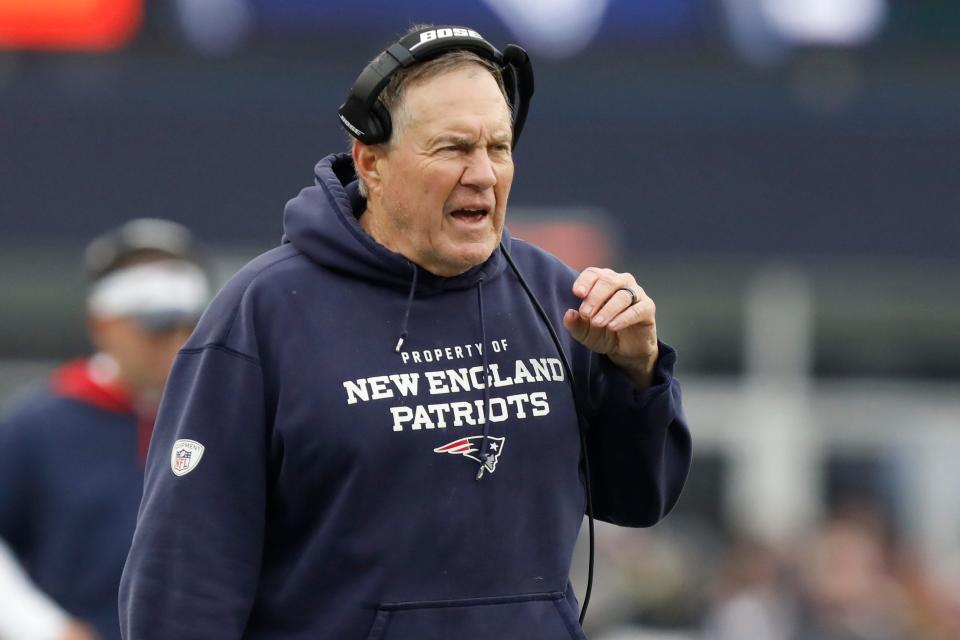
[394,69,512,147]
[423,120,512,147]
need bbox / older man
[0,219,209,640]
[120,25,691,639]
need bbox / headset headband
[338,26,534,148]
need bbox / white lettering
[343,379,368,405]
[469,366,487,389]
[473,399,487,424]
[531,391,550,417]
[389,373,420,397]
[489,363,514,388]
[450,401,476,426]
[530,358,550,382]
[425,370,450,395]
[505,393,530,419]
[448,368,471,393]
[368,375,393,400]
[412,405,433,430]
[427,403,451,429]
[514,360,537,385]
[488,397,508,422]
[547,358,565,381]
[390,405,412,431]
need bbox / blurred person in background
[795,506,910,640]
[0,538,96,639]
[0,219,210,640]
[702,536,796,640]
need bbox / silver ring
[616,287,638,306]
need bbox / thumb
[562,309,590,344]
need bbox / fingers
[571,267,648,329]
[572,267,604,299]
[607,298,655,331]
[567,268,659,371]
[562,309,615,354]
[573,268,621,317]
[562,309,588,342]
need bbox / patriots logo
[433,436,506,478]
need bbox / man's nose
[460,150,498,190]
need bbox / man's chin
[456,241,499,269]
[427,242,498,277]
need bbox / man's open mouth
[449,208,489,223]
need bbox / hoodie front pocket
[364,590,586,640]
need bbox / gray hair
[351,48,510,199]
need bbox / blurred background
[1,1,959,638]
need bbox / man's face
[367,64,515,277]
[89,316,193,396]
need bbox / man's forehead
[400,67,510,126]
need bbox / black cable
[500,243,595,626]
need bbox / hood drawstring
[394,264,419,353]
[391,263,491,479]
[476,275,492,480]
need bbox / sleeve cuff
[597,340,677,410]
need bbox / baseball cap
[84,219,211,330]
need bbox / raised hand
[562,267,659,388]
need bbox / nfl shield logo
[174,449,191,472]
[170,439,205,476]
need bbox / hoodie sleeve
[583,340,692,527]
[119,285,271,639]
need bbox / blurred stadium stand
[2,1,959,637]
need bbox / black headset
[338,26,534,148]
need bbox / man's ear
[353,140,384,197]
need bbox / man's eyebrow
[429,134,474,147]
[428,132,512,148]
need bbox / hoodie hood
[282,152,510,295]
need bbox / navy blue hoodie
[119,153,691,639]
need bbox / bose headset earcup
[501,44,534,147]
[368,101,392,145]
